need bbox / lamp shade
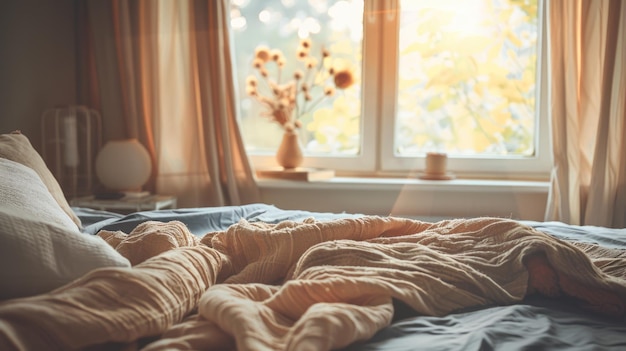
[95,139,152,192]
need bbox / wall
[258,178,549,221]
[0,0,76,151]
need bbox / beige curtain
[81,0,259,207]
[546,0,626,228]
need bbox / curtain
[79,0,260,207]
[546,0,626,228]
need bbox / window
[230,0,550,178]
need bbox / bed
[1,131,625,351]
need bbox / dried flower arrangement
[245,38,355,133]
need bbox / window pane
[396,0,539,157]
[230,0,363,156]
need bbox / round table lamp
[95,139,152,192]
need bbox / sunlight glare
[294,16,322,38]
[446,0,486,34]
[232,0,250,7]
[402,0,487,35]
[328,0,350,17]
[328,0,363,39]
[259,9,271,23]
[289,17,302,31]
[230,9,247,31]
[308,0,329,14]
[231,16,247,31]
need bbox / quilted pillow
[0,158,130,300]
[0,131,82,227]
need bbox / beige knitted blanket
[1,216,625,351]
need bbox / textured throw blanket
[1,216,625,351]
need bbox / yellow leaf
[472,129,491,152]
[426,97,445,112]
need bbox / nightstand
[70,194,177,213]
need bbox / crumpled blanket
[1,216,625,351]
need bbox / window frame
[245,0,551,179]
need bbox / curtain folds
[79,0,260,207]
[546,0,626,228]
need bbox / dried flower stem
[246,40,355,131]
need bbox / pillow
[0,131,82,228]
[0,158,130,300]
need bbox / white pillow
[0,131,82,227]
[0,158,130,300]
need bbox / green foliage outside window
[396,0,539,156]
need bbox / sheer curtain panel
[79,0,259,207]
[546,0,625,228]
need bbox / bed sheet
[73,204,626,351]
[75,203,361,236]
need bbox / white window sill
[257,176,549,193]
[257,176,550,221]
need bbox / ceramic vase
[275,130,303,169]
